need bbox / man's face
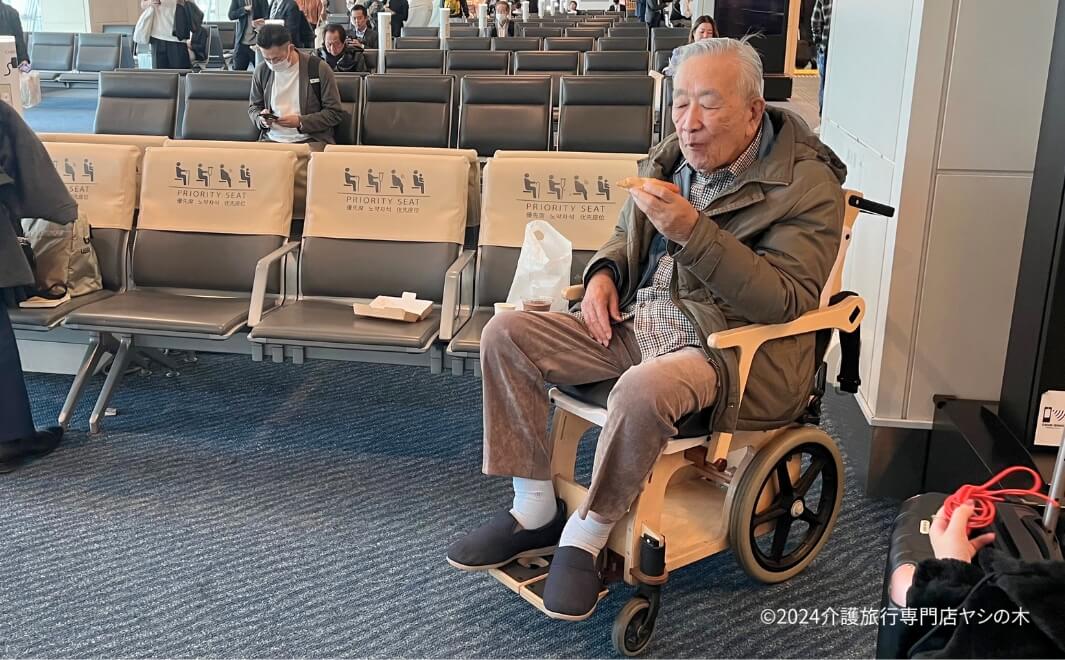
[325,31,345,55]
[262,43,295,68]
[672,53,765,172]
[495,3,508,18]
[352,9,368,29]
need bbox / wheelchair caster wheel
[165,370,180,378]
[612,597,655,657]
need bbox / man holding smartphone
[229,0,269,71]
[248,25,344,150]
[346,5,378,49]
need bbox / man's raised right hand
[580,269,621,347]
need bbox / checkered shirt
[615,126,763,362]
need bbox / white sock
[510,477,557,530]
[558,511,615,557]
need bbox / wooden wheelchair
[487,191,895,655]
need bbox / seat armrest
[441,249,476,341]
[248,241,300,327]
[706,295,865,399]
[562,284,585,301]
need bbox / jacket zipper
[669,255,728,431]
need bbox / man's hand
[275,114,301,129]
[929,502,996,563]
[253,18,267,28]
[627,180,699,245]
[580,269,621,347]
[257,109,276,129]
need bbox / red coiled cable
[943,466,1058,532]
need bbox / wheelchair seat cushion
[556,380,714,438]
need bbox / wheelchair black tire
[727,427,844,584]
[611,597,655,657]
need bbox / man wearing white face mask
[248,24,344,149]
[491,0,514,37]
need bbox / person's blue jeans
[635,0,645,21]
[816,47,827,114]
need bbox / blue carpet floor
[24,87,98,134]
[12,353,898,658]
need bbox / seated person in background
[689,14,716,42]
[567,0,582,13]
[248,24,344,150]
[446,37,847,620]
[890,502,1065,657]
[318,24,371,71]
[606,0,624,10]
[492,0,515,37]
[347,4,379,48]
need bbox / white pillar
[438,7,451,36]
[478,3,488,36]
[377,11,392,73]
[521,0,530,21]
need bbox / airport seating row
[15,138,638,432]
[93,69,665,157]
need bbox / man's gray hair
[667,36,765,101]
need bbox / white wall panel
[937,0,1056,172]
[907,173,1032,420]
[822,0,915,161]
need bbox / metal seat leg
[89,335,133,434]
[58,334,107,430]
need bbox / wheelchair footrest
[488,554,610,619]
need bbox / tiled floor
[770,73,820,132]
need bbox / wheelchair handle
[849,195,895,218]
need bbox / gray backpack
[21,213,103,303]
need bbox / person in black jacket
[140,0,194,69]
[318,24,370,71]
[269,0,314,47]
[0,0,28,69]
[0,101,77,472]
[346,5,378,49]
[491,0,515,37]
[229,0,270,70]
[385,0,407,38]
[893,501,1065,658]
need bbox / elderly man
[446,37,847,619]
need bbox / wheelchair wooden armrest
[707,295,865,352]
[562,284,586,302]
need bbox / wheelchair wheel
[728,427,844,583]
[612,597,655,657]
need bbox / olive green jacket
[585,106,848,432]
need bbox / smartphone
[261,111,279,122]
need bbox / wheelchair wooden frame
[489,189,866,617]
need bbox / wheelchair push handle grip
[849,196,895,218]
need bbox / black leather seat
[661,75,675,139]
[491,37,541,52]
[596,36,646,51]
[512,51,579,104]
[556,380,715,438]
[29,32,75,82]
[384,48,446,73]
[59,33,122,85]
[95,71,180,137]
[649,32,687,55]
[401,26,439,37]
[180,73,258,141]
[458,75,551,155]
[565,27,605,38]
[360,74,454,147]
[393,36,442,50]
[444,36,492,50]
[522,26,563,38]
[558,75,654,153]
[333,73,363,145]
[543,36,595,53]
[583,50,649,75]
[653,49,671,72]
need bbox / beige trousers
[480,311,718,521]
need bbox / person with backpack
[248,24,344,150]
[0,101,78,472]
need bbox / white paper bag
[20,71,40,109]
[506,220,572,312]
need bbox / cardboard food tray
[353,292,433,323]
